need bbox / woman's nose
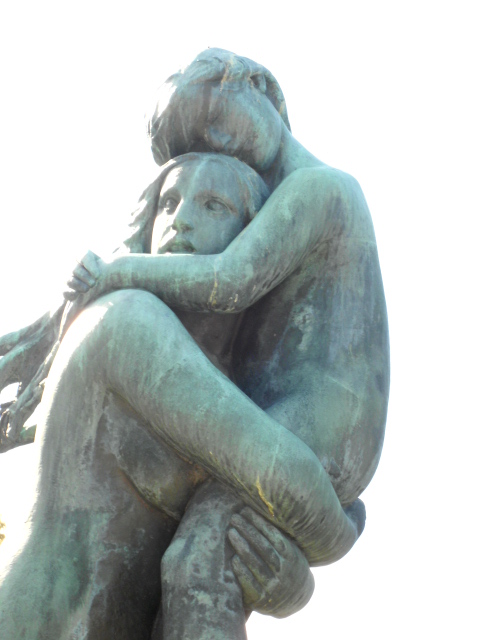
[172,203,194,232]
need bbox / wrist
[104,256,128,290]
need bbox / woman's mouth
[163,238,196,254]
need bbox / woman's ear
[250,73,266,94]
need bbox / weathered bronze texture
[0,49,389,639]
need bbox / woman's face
[151,159,248,256]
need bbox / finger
[66,276,91,293]
[78,250,101,279]
[228,527,276,582]
[231,555,264,608]
[72,264,96,287]
[63,289,79,301]
[231,513,282,571]
[237,507,290,557]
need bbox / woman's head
[147,49,291,173]
[122,152,269,255]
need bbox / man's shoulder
[282,165,362,202]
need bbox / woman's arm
[96,166,366,312]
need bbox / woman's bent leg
[80,290,360,565]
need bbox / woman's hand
[228,507,315,618]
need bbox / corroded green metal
[0,49,388,639]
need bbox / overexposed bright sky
[0,1,479,638]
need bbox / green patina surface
[0,48,388,640]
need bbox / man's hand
[60,250,113,339]
[63,250,104,301]
[228,507,315,618]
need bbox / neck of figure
[173,309,244,379]
[262,128,324,191]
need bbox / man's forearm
[104,253,248,313]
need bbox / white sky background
[0,1,479,638]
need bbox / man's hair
[147,48,291,167]
[120,152,270,254]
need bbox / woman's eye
[205,199,228,213]
[162,198,178,214]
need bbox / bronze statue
[0,49,389,639]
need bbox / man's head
[147,49,290,173]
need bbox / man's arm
[95,166,366,312]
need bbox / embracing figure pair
[0,48,389,639]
